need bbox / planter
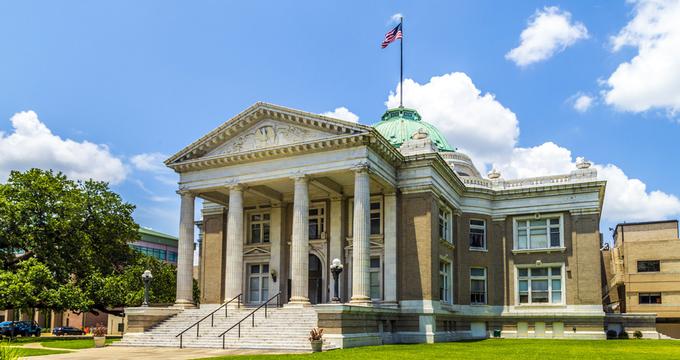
[94,336,106,348]
[310,339,322,353]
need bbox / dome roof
[372,108,454,152]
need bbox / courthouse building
[142,102,608,348]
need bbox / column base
[173,300,196,309]
[286,296,311,307]
[349,296,372,306]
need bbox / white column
[329,197,344,302]
[175,190,196,307]
[289,175,310,305]
[383,192,398,305]
[269,202,283,297]
[351,164,371,304]
[224,184,245,304]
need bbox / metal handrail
[176,293,242,349]
[217,292,282,349]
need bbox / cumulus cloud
[506,6,588,67]
[386,72,519,169]
[493,142,680,223]
[390,13,403,24]
[322,107,359,123]
[131,152,169,173]
[573,94,594,112]
[603,0,680,115]
[0,111,127,184]
[384,72,680,224]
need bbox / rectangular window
[168,252,177,262]
[309,205,325,240]
[639,293,662,304]
[369,201,382,235]
[249,212,270,244]
[248,263,270,304]
[439,208,452,243]
[369,257,381,300]
[637,260,660,273]
[440,261,452,304]
[517,266,563,305]
[516,217,562,250]
[470,267,487,304]
[469,219,486,249]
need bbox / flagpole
[400,16,404,108]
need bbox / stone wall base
[124,307,182,333]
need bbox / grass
[198,340,680,360]
[15,348,70,357]
[39,337,120,349]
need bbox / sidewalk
[25,346,302,360]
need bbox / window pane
[532,280,548,291]
[531,268,548,277]
[551,291,562,303]
[263,224,270,243]
[309,220,319,239]
[263,214,270,220]
[550,228,560,247]
[519,294,529,303]
[551,279,561,291]
[518,268,528,277]
[519,280,528,292]
[250,265,260,274]
[470,268,485,277]
[638,260,660,272]
[530,219,546,227]
[531,228,548,248]
[551,267,561,276]
[251,225,261,243]
[549,218,560,225]
[370,202,381,210]
[471,279,485,292]
[471,219,485,227]
[531,291,549,303]
[370,272,380,299]
[470,229,485,248]
[518,229,527,249]
[370,258,381,268]
[370,217,381,235]
[309,208,318,216]
[262,264,269,273]
[252,214,261,221]
[517,221,527,230]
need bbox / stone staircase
[117,304,333,351]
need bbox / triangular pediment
[165,102,370,166]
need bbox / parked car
[0,321,41,337]
[52,326,85,336]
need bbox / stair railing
[217,292,282,349]
[176,293,242,349]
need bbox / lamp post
[330,258,344,303]
[141,270,153,307]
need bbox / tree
[0,168,197,315]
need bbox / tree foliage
[0,169,196,315]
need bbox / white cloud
[573,94,594,112]
[0,111,127,184]
[603,0,680,114]
[386,72,519,169]
[493,142,680,223]
[322,107,359,123]
[390,13,403,24]
[131,152,169,173]
[506,6,589,67]
[384,72,680,224]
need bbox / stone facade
[162,103,608,347]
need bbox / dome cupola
[372,108,454,152]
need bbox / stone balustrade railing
[462,168,597,190]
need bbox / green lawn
[199,340,680,360]
[40,337,120,349]
[13,347,70,357]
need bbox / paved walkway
[26,346,304,360]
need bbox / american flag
[381,23,402,49]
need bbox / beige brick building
[602,220,680,338]
[121,103,610,349]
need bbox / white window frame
[439,206,453,244]
[513,214,565,252]
[470,267,487,305]
[247,211,271,244]
[469,219,486,250]
[246,263,270,305]
[308,202,326,240]
[514,264,565,305]
[439,259,452,304]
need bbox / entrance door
[247,263,270,305]
[308,255,323,304]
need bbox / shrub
[0,343,19,360]
[618,331,629,339]
[606,330,618,339]
[633,330,643,339]
[92,324,107,337]
[308,328,324,341]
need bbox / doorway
[308,254,323,304]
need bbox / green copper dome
[371,108,455,152]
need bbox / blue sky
[1,1,679,239]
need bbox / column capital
[226,183,246,192]
[290,172,310,183]
[351,161,370,174]
[176,189,195,197]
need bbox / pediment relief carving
[206,119,333,157]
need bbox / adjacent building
[155,102,609,347]
[602,220,680,338]
[132,227,179,265]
